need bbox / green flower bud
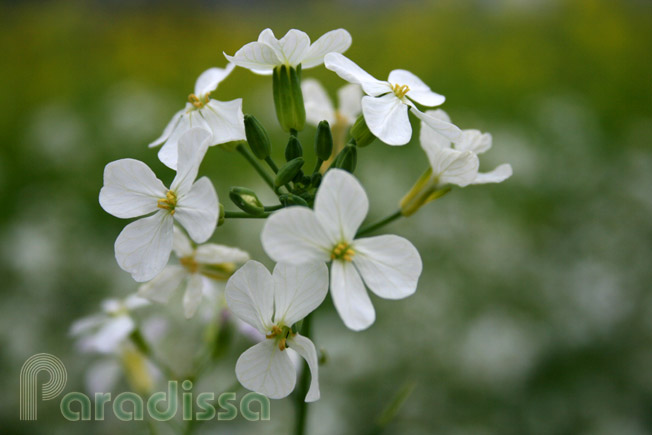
[310,172,322,187]
[315,120,333,161]
[218,203,225,227]
[275,157,305,187]
[332,145,357,173]
[244,114,271,159]
[350,115,376,147]
[229,187,265,216]
[273,65,306,132]
[279,193,309,207]
[285,136,303,161]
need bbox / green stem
[264,204,283,212]
[224,210,270,219]
[265,156,279,173]
[356,210,403,237]
[312,158,323,174]
[237,145,275,190]
[293,314,312,435]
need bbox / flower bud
[350,115,376,147]
[275,157,305,187]
[229,187,265,216]
[332,145,357,173]
[244,114,271,159]
[315,120,333,161]
[279,193,309,207]
[285,136,303,161]
[310,172,322,187]
[273,65,306,132]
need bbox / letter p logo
[20,353,67,420]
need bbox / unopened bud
[279,193,309,207]
[244,114,271,159]
[332,145,357,173]
[350,115,375,147]
[229,187,265,216]
[275,157,305,187]
[285,136,303,161]
[315,120,333,161]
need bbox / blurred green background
[2,0,652,434]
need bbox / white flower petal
[272,262,329,326]
[362,94,411,146]
[337,84,363,123]
[353,235,422,299]
[170,128,211,196]
[257,28,284,60]
[261,207,332,264]
[278,29,311,66]
[330,260,375,331]
[115,211,174,282]
[302,29,352,69]
[172,226,194,258]
[427,147,479,187]
[99,159,166,219]
[388,69,446,107]
[287,334,320,402]
[149,108,185,148]
[195,244,249,265]
[471,163,513,185]
[224,40,280,75]
[70,314,105,337]
[302,79,335,125]
[138,265,186,304]
[183,274,205,318]
[174,176,219,244]
[201,99,246,145]
[86,316,134,354]
[324,53,390,96]
[314,168,368,243]
[235,340,296,400]
[419,109,453,150]
[456,130,492,154]
[194,64,235,97]
[123,294,151,310]
[225,260,274,333]
[411,106,462,142]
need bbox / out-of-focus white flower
[70,295,149,354]
[149,65,245,169]
[100,128,219,282]
[261,169,422,331]
[324,53,461,146]
[225,261,328,401]
[301,79,362,127]
[225,28,352,75]
[419,109,513,186]
[138,227,249,318]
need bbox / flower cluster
[86,27,512,408]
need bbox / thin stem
[224,210,270,219]
[265,156,279,173]
[264,204,283,212]
[236,145,275,190]
[356,210,403,237]
[293,314,312,435]
[312,158,323,174]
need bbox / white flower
[100,128,219,282]
[420,109,513,187]
[324,52,462,146]
[301,78,362,127]
[149,64,245,169]
[225,28,352,75]
[70,295,149,354]
[261,169,422,331]
[225,261,328,401]
[138,227,249,318]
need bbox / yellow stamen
[179,256,199,274]
[157,190,177,214]
[331,242,355,261]
[391,83,410,99]
[188,93,205,109]
[265,325,294,351]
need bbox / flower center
[265,325,294,351]
[331,242,355,262]
[157,190,177,214]
[187,93,209,110]
[391,83,410,99]
[179,256,199,274]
